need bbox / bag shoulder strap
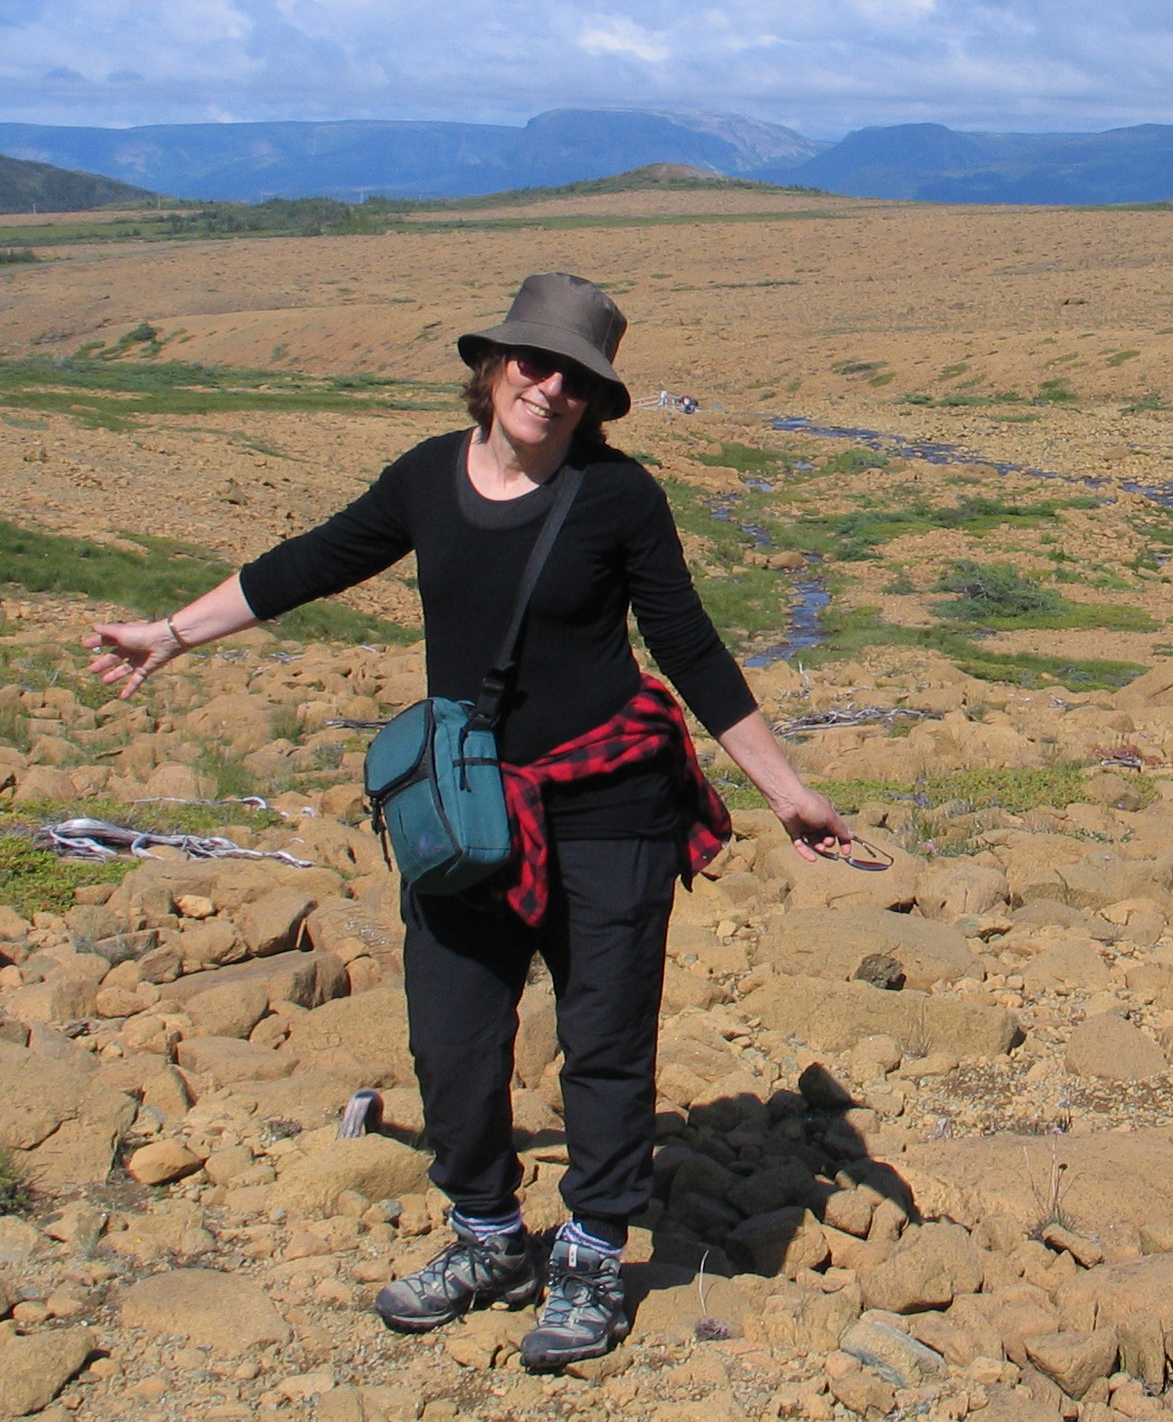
[469,464,584,728]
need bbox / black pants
[401,837,678,1226]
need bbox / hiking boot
[520,1238,629,1371]
[374,1220,539,1332]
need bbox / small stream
[719,413,1173,664]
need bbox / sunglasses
[511,348,599,401]
[811,836,894,872]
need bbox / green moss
[801,606,1146,690]
[933,560,1157,630]
[694,442,793,476]
[1,796,284,838]
[0,357,456,432]
[810,763,1104,815]
[0,834,133,919]
[0,519,418,644]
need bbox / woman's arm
[82,573,256,699]
[718,708,853,861]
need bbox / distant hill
[918,125,1173,204]
[779,121,1173,204]
[0,110,824,204]
[0,152,155,214]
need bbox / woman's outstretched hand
[769,783,854,864]
[82,620,180,699]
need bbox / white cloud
[2,0,1173,135]
[579,14,670,64]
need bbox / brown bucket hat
[457,272,631,420]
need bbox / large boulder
[1065,1014,1167,1082]
[757,837,922,913]
[184,980,271,1039]
[895,1129,1173,1238]
[162,949,348,1011]
[755,907,982,991]
[1020,938,1111,995]
[270,1134,430,1216]
[0,1040,135,1188]
[119,1268,290,1355]
[916,859,1010,921]
[279,984,413,1085]
[176,1037,299,1088]
[238,886,317,957]
[858,1221,983,1313]
[0,1327,94,1417]
[739,975,1019,1056]
[305,896,405,978]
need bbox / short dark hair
[461,347,609,448]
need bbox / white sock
[557,1218,623,1260]
[450,1207,523,1243]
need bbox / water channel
[723,414,1172,666]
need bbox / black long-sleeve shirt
[240,430,756,836]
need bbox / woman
[85,272,851,1370]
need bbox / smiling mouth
[520,398,558,420]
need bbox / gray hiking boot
[375,1219,539,1332]
[520,1238,629,1371]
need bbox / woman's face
[489,348,595,453]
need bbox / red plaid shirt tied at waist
[500,674,732,926]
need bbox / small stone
[274,1372,336,1401]
[841,1318,948,1387]
[12,1301,51,1326]
[127,1139,202,1185]
[829,1369,896,1417]
[175,896,216,920]
[1042,1224,1104,1268]
[127,1377,168,1401]
[46,1290,87,1320]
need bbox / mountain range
[1,110,1172,209]
[0,110,821,206]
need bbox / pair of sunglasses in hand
[811,836,894,872]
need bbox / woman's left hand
[768,784,853,863]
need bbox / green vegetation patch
[0,833,133,919]
[0,356,456,431]
[694,442,795,476]
[3,794,285,841]
[0,519,419,644]
[899,379,1078,409]
[933,560,1157,631]
[812,762,1098,815]
[786,494,1094,563]
[802,606,1146,690]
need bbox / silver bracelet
[166,614,194,651]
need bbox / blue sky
[3,0,1172,137]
